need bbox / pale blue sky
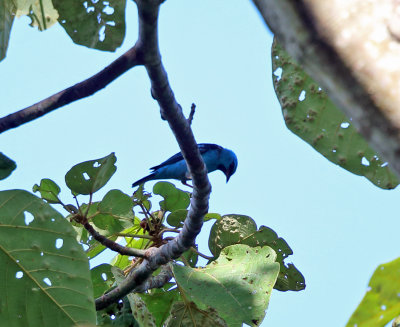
[1,1,399,326]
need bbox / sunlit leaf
[15,0,58,30]
[272,39,399,189]
[346,258,400,327]
[208,214,305,291]
[173,244,280,327]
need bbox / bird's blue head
[218,148,238,182]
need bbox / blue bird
[132,144,238,187]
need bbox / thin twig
[83,221,146,257]
[187,103,196,126]
[190,247,213,260]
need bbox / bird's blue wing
[150,144,223,171]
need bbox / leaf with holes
[208,215,305,292]
[165,301,228,327]
[52,0,126,51]
[173,244,280,327]
[346,258,400,327]
[0,190,95,326]
[272,39,399,189]
[14,0,58,30]
[33,178,61,204]
[0,0,15,62]
[65,152,116,195]
[0,152,16,180]
[91,264,114,298]
[153,182,190,212]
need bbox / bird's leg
[181,180,193,188]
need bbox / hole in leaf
[82,172,90,180]
[273,67,282,81]
[43,278,52,286]
[298,90,306,101]
[16,272,23,279]
[24,211,34,226]
[87,6,95,13]
[101,273,107,281]
[93,161,100,168]
[40,252,44,256]
[361,157,370,166]
[51,218,55,222]
[98,25,106,42]
[55,238,64,249]
[111,314,116,320]
[381,162,388,167]
[340,122,350,128]
[381,305,386,310]
[106,21,116,26]
[103,5,114,15]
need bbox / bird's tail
[132,173,156,187]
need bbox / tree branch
[0,44,142,134]
[252,0,400,178]
[95,0,211,310]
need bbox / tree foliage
[1,0,399,326]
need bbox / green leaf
[52,0,126,51]
[208,215,305,292]
[91,189,135,234]
[166,209,187,228]
[65,153,117,195]
[139,288,180,327]
[0,190,95,325]
[0,0,15,62]
[165,301,228,327]
[173,244,280,327]
[272,39,399,189]
[204,212,222,222]
[91,264,114,298]
[0,152,16,180]
[15,0,59,31]
[346,257,400,327]
[153,182,190,212]
[33,178,61,203]
[113,267,158,327]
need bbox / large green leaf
[208,214,305,291]
[165,302,227,327]
[0,152,16,180]
[0,0,15,62]
[346,258,400,327]
[173,244,280,327]
[65,152,116,195]
[0,190,95,326]
[153,182,190,213]
[272,39,399,189]
[52,0,126,51]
